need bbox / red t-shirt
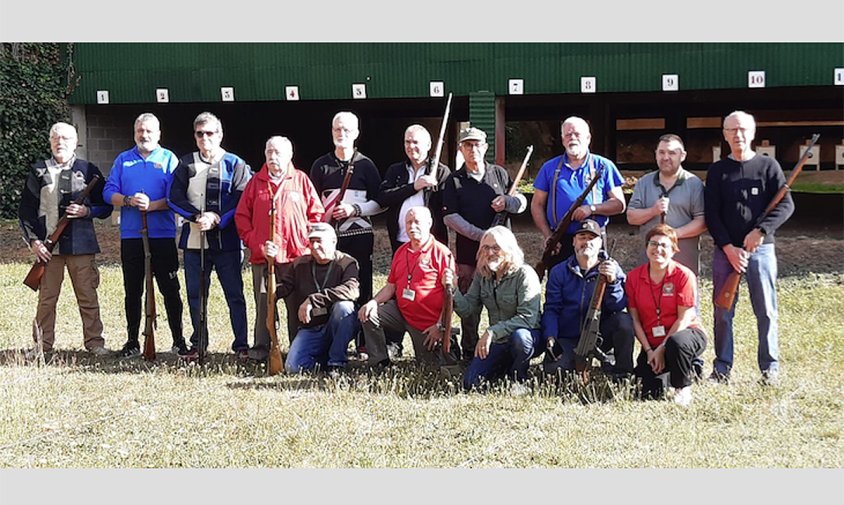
[625,261,700,348]
[387,236,454,331]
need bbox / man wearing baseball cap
[278,221,361,373]
[442,126,528,364]
[540,219,634,380]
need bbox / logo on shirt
[663,283,675,296]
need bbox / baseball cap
[575,219,601,237]
[308,222,336,240]
[458,127,487,144]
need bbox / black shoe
[708,371,730,384]
[118,342,141,359]
[179,346,199,359]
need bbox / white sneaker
[510,382,530,397]
[673,386,693,407]
[89,346,109,356]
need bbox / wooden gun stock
[714,134,820,310]
[441,283,455,356]
[427,92,453,177]
[491,145,533,228]
[23,175,101,291]
[266,194,284,376]
[141,210,157,361]
[321,149,358,223]
[535,164,605,281]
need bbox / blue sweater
[103,146,179,239]
[541,254,628,341]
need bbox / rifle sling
[551,154,598,227]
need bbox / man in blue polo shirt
[531,116,626,271]
[104,113,188,358]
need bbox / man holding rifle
[104,113,189,359]
[442,126,527,364]
[531,116,626,268]
[541,220,633,381]
[168,112,252,360]
[19,122,112,357]
[704,111,793,385]
[236,136,323,362]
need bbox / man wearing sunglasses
[168,112,253,360]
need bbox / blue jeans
[184,249,248,351]
[285,301,359,373]
[712,244,779,375]
[463,328,542,391]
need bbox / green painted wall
[69,43,844,104]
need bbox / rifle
[23,175,100,291]
[427,92,453,177]
[491,145,533,228]
[141,210,157,361]
[573,240,617,383]
[535,164,605,281]
[266,192,284,376]
[198,224,208,366]
[321,149,358,223]
[714,133,820,310]
[440,276,455,358]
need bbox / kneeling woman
[445,226,542,391]
[626,224,706,406]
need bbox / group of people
[19,109,793,405]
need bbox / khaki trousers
[33,254,105,351]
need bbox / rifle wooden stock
[141,210,157,361]
[321,149,358,223]
[714,133,820,310]
[574,242,616,382]
[23,175,101,291]
[441,284,454,355]
[535,164,605,281]
[427,93,453,177]
[266,198,284,376]
[491,145,533,228]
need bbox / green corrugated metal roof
[68,43,844,104]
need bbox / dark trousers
[120,238,184,345]
[544,311,634,377]
[635,326,707,399]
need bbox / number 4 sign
[285,86,300,101]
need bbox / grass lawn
[0,259,841,469]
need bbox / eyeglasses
[460,142,486,151]
[481,244,501,253]
[194,130,217,138]
[723,127,751,135]
[647,240,673,250]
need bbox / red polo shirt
[387,236,454,331]
[625,261,700,348]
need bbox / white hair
[332,111,359,131]
[49,122,77,139]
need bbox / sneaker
[673,386,693,407]
[510,382,530,397]
[169,341,189,355]
[179,346,199,359]
[89,346,109,357]
[760,370,780,386]
[118,343,141,359]
[708,371,730,384]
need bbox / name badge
[652,325,666,337]
[751,187,759,195]
[402,288,416,301]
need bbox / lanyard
[405,246,429,288]
[311,259,336,292]
[647,266,666,326]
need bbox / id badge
[402,288,416,301]
[652,325,666,337]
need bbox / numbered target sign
[835,68,844,86]
[221,87,235,102]
[285,86,300,101]
[508,79,524,95]
[352,83,366,99]
[156,88,169,103]
[96,90,109,104]
[662,74,679,91]
[748,71,766,88]
[430,81,444,97]
[581,77,596,94]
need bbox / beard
[488,258,502,272]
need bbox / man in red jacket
[235,136,324,362]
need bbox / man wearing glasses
[530,116,626,269]
[442,127,527,364]
[168,112,253,360]
[704,111,793,385]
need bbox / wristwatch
[123,195,132,207]
[589,204,597,214]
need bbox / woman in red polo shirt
[626,224,707,406]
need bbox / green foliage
[0,43,76,218]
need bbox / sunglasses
[194,130,217,138]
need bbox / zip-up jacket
[277,251,360,328]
